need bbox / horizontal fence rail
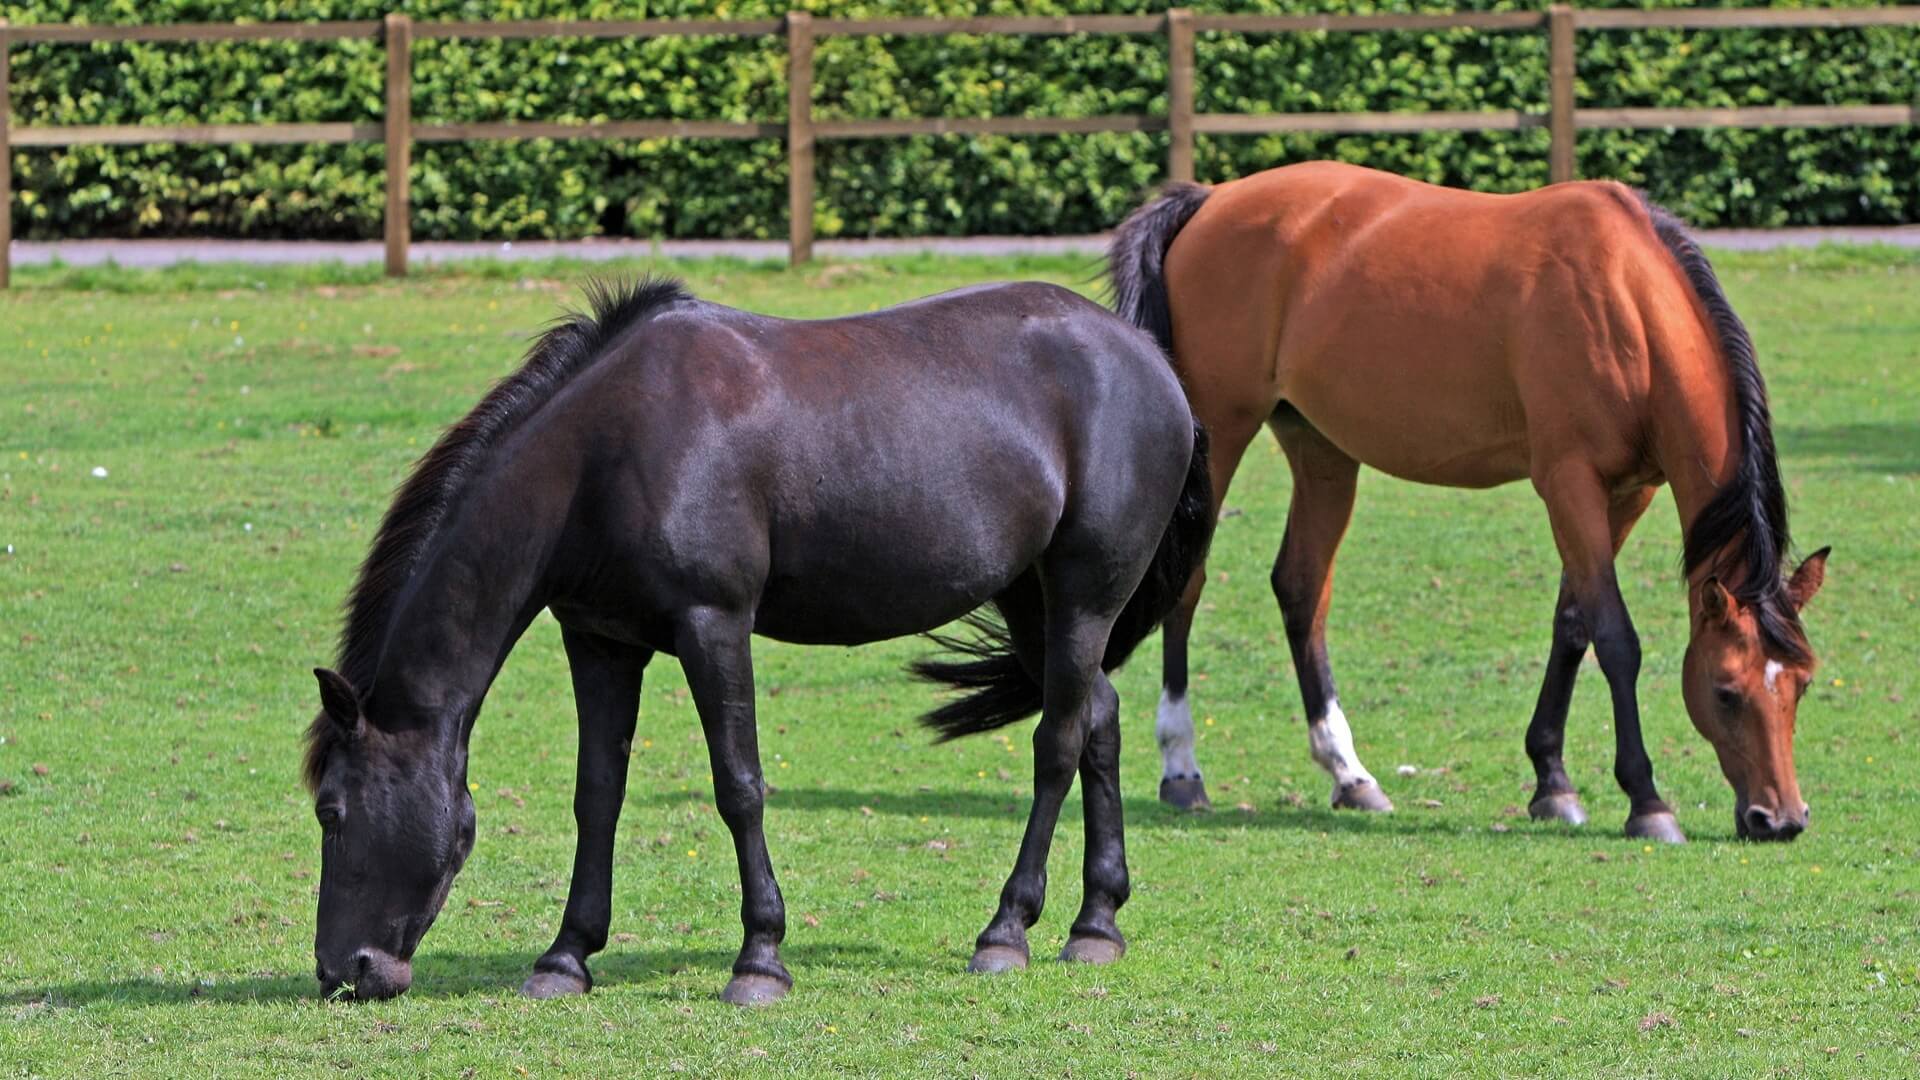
[1,6,1918,286]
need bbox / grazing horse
[1109,161,1828,843]
[301,278,1211,1003]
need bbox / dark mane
[302,276,694,789]
[1635,194,1808,663]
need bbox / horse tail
[909,614,1040,741]
[913,423,1214,742]
[1097,420,1214,673]
[1106,180,1213,353]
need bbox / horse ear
[1787,546,1830,612]
[1698,578,1736,627]
[313,667,364,736]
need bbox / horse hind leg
[1155,572,1208,810]
[971,571,1128,974]
[1156,413,1265,811]
[1062,670,1127,965]
[1270,410,1390,812]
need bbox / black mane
[302,276,693,789]
[1636,194,1808,663]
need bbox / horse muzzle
[317,948,413,1000]
[1736,802,1809,842]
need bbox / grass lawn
[2,247,1917,1077]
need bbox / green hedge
[6,1,1918,241]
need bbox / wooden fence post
[1548,4,1576,184]
[1166,8,1195,184]
[384,13,412,277]
[787,11,815,266]
[1,19,12,291]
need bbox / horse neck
[363,482,558,740]
[1648,339,1747,595]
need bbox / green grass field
[3,249,1917,1077]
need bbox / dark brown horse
[1109,162,1827,843]
[301,278,1211,1002]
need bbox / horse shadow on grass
[1777,420,1920,475]
[4,942,891,1010]
[664,786,1668,843]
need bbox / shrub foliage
[6,0,1917,240]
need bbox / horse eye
[317,805,344,828]
[1714,686,1742,711]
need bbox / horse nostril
[1743,806,1778,838]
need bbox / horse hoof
[1332,780,1393,812]
[1159,776,1211,812]
[719,973,791,1006]
[520,969,590,999]
[1625,811,1687,844]
[1058,936,1125,966]
[967,944,1030,974]
[1528,792,1589,826]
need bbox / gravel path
[10,226,1920,268]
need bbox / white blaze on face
[1156,688,1201,780]
[1308,699,1378,791]
[1764,659,1785,697]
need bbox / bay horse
[1109,161,1827,843]
[301,278,1212,1002]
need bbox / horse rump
[913,422,1213,741]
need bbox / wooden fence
[1,5,1918,287]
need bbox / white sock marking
[1308,700,1378,793]
[1156,689,1201,780]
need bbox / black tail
[912,424,1214,741]
[1105,180,1213,353]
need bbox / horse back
[528,283,1189,646]
[1164,162,1723,489]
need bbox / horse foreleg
[523,628,652,999]
[1524,580,1591,825]
[678,609,793,1003]
[1536,467,1684,843]
[1526,489,1654,827]
[1271,415,1389,811]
